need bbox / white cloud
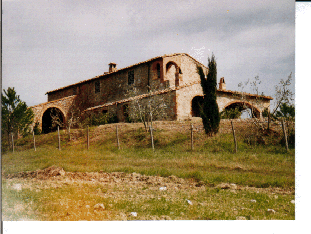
[2,0,295,106]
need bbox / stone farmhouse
[31,53,272,133]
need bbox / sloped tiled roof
[217,89,273,100]
[46,53,207,94]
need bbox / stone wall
[31,95,76,129]
[176,83,203,120]
[34,53,272,131]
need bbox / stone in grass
[94,203,105,210]
[236,216,247,220]
[130,212,138,217]
[217,183,230,189]
[159,187,167,191]
[217,183,237,190]
[186,200,193,205]
[250,199,257,203]
[267,209,276,214]
[291,200,295,204]
[229,183,238,190]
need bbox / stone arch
[41,107,65,133]
[191,96,204,117]
[166,61,182,74]
[223,101,261,118]
[166,61,182,87]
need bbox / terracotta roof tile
[46,53,207,94]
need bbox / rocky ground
[2,166,295,221]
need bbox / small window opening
[95,80,100,93]
[156,63,161,79]
[128,70,134,85]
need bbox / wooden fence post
[149,125,154,152]
[87,125,90,150]
[11,133,14,153]
[58,126,61,150]
[33,131,36,151]
[267,112,270,131]
[191,123,194,151]
[231,120,238,153]
[281,119,289,152]
[116,125,120,150]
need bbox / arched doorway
[42,107,65,133]
[223,101,261,118]
[191,96,204,117]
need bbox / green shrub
[220,107,242,119]
[82,112,118,126]
[280,130,295,148]
[33,121,42,135]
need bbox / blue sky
[2,0,295,109]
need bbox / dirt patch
[4,166,294,195]
[2,166,295,221]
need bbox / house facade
[31,53,272,133]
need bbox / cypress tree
[197,54,220,136]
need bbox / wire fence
[5,118,295,153]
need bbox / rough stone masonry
[31,53,272,132]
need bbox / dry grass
[2,171,294,221]
[2,121,295,220]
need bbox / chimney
[109,63,117,73]
[219,77,226,90]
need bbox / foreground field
[2,167,294,221]
[2,121,295,220]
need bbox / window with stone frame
[95,80,100,93]
[128,70,134,85]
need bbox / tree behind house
[276,103,295,120]
[2,87,34,150]
[197,54,220,136]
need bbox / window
[95,80,100,93]
[156,63,161,79]
[128,70,134,85]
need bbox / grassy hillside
[2,121,294,189]
[2,121,295,220]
